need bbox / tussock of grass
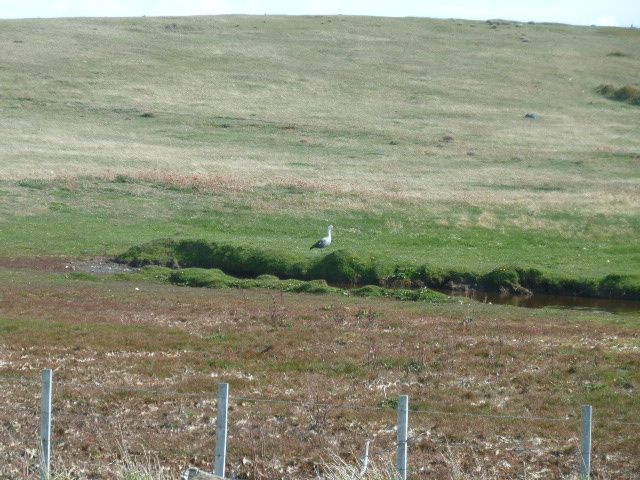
[117,239,640,299]
[48,445,172,480]
[112,446,172,480]
[320,449,594,480]
[596,84,640,105]
[320,454,399,480]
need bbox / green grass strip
[116,239,640,300]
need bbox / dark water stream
[442,289,640,314]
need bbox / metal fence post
[359,440,370,477]
[581,405,592,479]
[40,369,53,480]
[397,395,409,480]
[215,383,229,478]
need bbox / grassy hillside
[0,15,639,289]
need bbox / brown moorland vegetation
[0,268,638,479]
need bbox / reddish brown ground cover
[1,268,638,479]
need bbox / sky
[1,0,639,27]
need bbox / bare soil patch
[0,256,138,275]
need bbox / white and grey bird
[310,225,334,250]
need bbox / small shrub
[596,84,616,96]
[607,51,628,57]
[596,83,640,105]
[614,85,640,104]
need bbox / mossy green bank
[116,238,640,299]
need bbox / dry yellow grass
[1,16,639,224]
